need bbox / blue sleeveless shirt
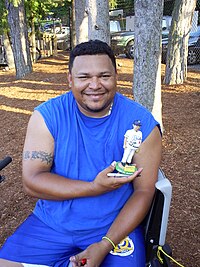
[34,92,160,233]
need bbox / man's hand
[69,239,113,267]
[90,162,143,195]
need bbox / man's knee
[0,259,23,267]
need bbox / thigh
[0,213,78,266]
[101,227,145,267]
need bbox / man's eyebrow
[76,71,112,76]
[75,72,89,76]
[100,71,112,75]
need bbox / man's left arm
[104,126,162,245]
[70,126,162,266]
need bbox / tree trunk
[164,0,197,85]
[30,15,37,63]
[87,0,110,44]
[74,0,88,45]
[133,0,164,128]
[5,0,32,79]
[73,0,110,45]
[3,32,15,69]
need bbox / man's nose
[89,76,101,89]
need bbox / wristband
[102,236,116,249]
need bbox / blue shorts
[0,213,145,266]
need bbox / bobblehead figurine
[108,120,142,177]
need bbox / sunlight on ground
[0,86,67,102]
[0,105,32,115]
[117,80,133,89]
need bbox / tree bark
[133,0,164,128]
[87,0,110,44]
[74,0,88,45]
[30,15,37,63]
[5,0,32,79]
[73,0,110,45]
[164,0,197,85]
[3,31,15,69]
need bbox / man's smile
[83,91,107,100]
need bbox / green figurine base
[115,161,137,175]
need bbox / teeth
[86,93,104,95]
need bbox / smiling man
[0,40,162,267]
[68,47,117,117]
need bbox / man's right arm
[22,111,141,200]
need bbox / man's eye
[78,76,88,79]
[101,75,111,79]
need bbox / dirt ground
[0,51,199,266]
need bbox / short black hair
[69,39,117,73]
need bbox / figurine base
[115,162,137,175]
[107,162,138,177]
[107,172,130,177]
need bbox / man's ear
[116,72,118,81]
[68,73,72,87]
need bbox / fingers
[100,161,116,176]
[70,254,87,266]
[110,167,143,182]
[107,161,116,172]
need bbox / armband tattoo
[23,151,53,165]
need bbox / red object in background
[81,258,87,265]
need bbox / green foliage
[0,0,71,36]
[25,0,58,22]
[109,0,134,15]
[24,0,71,26]
[51,0,71,24]
[109,0,117,9]
[0,0,8,34]
[12,0,21,7]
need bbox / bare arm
[105,126,162,243]
[22,111,141,200]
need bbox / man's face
[68,54,117,117]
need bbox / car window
[190,31,200,37]
[110,21,121,32]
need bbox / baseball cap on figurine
[133,120,142,126]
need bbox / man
[0,40,162,267]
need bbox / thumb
[108,161,116,172]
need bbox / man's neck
[77,102,113,118]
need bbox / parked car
[109,9,123,19]
[110,20,121,33]
[56,26,70,50]
[162,28,200,65]
[111,17,171,59]
[186,29,200,65]
[111,30,169,59]
[111,30,135,58]
[40,21,71,50]
[42,21,62,34]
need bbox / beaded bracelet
[102,236,116,249]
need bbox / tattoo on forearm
[23,151,53,165]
